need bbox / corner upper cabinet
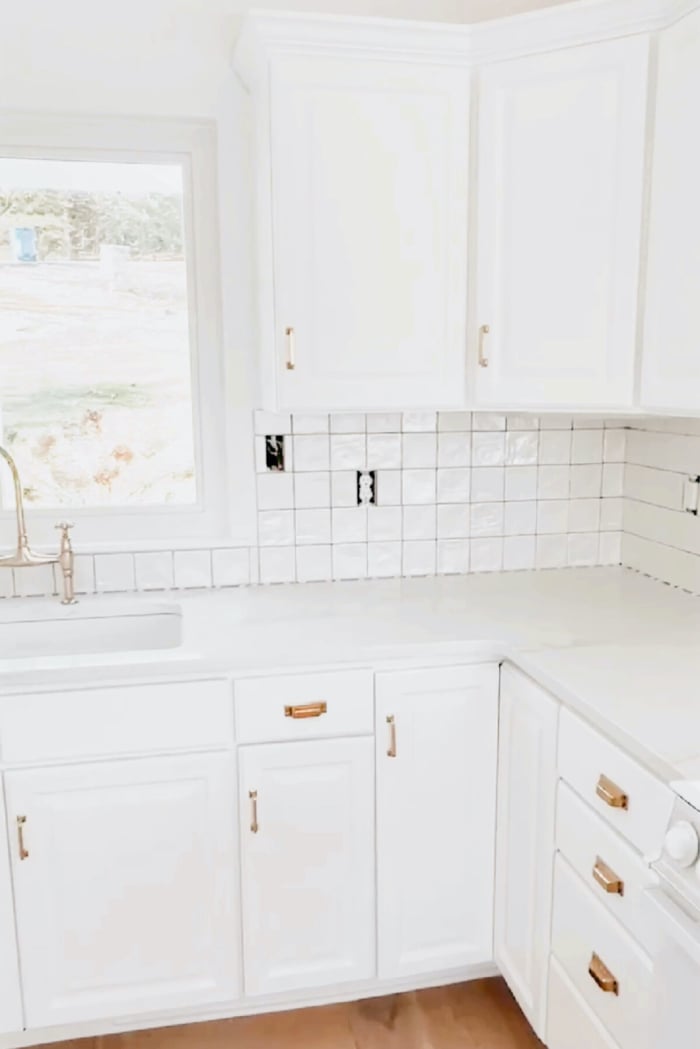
[642,6,700,412]
[474,35,649,409]
[237,18,471,411]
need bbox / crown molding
[233,0,700,86]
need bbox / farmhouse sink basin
[0,598,182,659]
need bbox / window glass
[0,158,196,509]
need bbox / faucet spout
[0,445,30,557]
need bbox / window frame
[0,114,234,550]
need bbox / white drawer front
[558,710,673,857]
[552,855,652,1049]
[234,670,373,743]
[548,957,621,1049]
[0,680,233,764]
[557,781,658,954]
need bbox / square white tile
[173,550,212,589]
[331,434,366,471]
[332,543,367,580]
[257,472,294,510]
[295,509,331,545]
[470,538,503,572]
[367,541,402,578]
[473,431,506,466]
[294,435,330,472]
[438,432,470,467]
[402,540,436,576]
[471,467,504,503]
[258,509,295,546]
[367,506,402,542]
[135,551,174,591]
[402,411,437,432]
[504,466,537,501]
[332,507,367,543]
[402,469,436,505]
[437,539,470,575]
[212,548,250,587]
[259,547,296,584]
[367,433,401,469]
[402,432,437,468]
[331,413,366,434]
[95,553,136,593]
[331,471,358,507]
[295,545,332,582]
[294,472,330,509]
[437,467,470,504]
[403,505,437,540]
[437,504,469,539]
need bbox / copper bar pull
[593,856,624,896]
[284,702,327,719]
[596,774,629,810]
[588,953,619,996]
[386,715,397,758]
[16,816,29,860]
[285,327,296,371]
[249,791,259,834]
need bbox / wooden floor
[41,979,542,1049]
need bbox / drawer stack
[547,710,673,1049]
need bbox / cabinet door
[270,54,470,411]
[642,7,700,411]
[239,737,375,996]
[6,754,239,1028]
[494,664,558,1041]
[0,780,23,1034]
[375,664,499,979]
[475,36,648,409]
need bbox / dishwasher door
[645,886,700,1047]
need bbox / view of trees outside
[0,158,196,509]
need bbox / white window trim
[0,113,253,553]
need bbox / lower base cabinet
[5,754,240,1028]
[494,664,558,1041]
[239,737,376,997]
[0,786,23,1035]
[375,664,499,979]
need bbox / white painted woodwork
[551,855,653,1049]
[375,664,499,979]
[557,781,657,954]
[0,679,233,765]
[474,35,649,408]
[268,55,470,411]
[0,784,23,1034]
[494,665,558,1040]
[548,957,621,1049]
[558,709,673,857]
[234,669,374,744]
[239,737,375,996]
[6,754,239,1028]
[642,6,700,411]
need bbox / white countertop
[1,566,699,788]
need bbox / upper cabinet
[258,52,471,411]
[474,36,649,410]
[642,6,700,412]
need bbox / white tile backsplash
[6,409,646,601]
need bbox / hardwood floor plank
[41,978,540,1049]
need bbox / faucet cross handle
[55,521,74,532]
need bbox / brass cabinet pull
[588,952,619,996]
[593,856,624,896]
[284,702,327,719]
[249,790,259,834]
[478,324,490,368]
[596,774,629,810]
[386,715,397,758]
[285,326,296,371]
[16,816,29,860]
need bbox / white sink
[0,598,182,659]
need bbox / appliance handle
[645,887,700,964]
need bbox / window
[0,118,228,547]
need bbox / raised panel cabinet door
[270,54,470,410]
[239,737,375,996]
[474,35,649,409]
[494,664,558,1041]
[642,7,700,411]
[5,754,239,1029]
[375,663,499,979]
[0,781,23,1034]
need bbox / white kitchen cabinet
[494,664,558,1041]
[642,6,700,412]
[474,35,649,409]
[375,664,499,979]
[257,51,471,411]
[6,754,239,1028]
[0,780,23,1034]
[239,737,375,996]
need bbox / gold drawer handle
[596,774,628,810]
[593,856,624,896]
[16,816,29,861]
[249,790,259,834]
[284,702,327,719]
[386,715,397,758]
[589,952,619,996]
